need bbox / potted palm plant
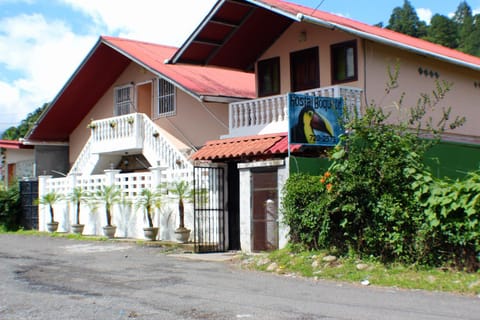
[70,186,89,234]
[168,180,194,243]
[96,185,121,238]
[135,188,163,241]
[38,191,63,232]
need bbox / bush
[281,75,476,269]
[0,183,21,230]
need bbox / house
[170,0,480,252]
[0,139,34,186]
[24,36,254,245]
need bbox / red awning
[191,133,301,161]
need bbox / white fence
[38,167,194,241]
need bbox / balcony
[226,85,363,138]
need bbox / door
[252,170,278,251]
[136,82,152,115]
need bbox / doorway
[251,169,278,251]
[136,82,152,115]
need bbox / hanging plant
[109,120,117,128]
[127,116,135,125]
[152,131,159,138]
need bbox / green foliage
[0,184,21,230]
[95,185,122,226]
[1,103,48,140]
[387,0,427,38]
[282,70,477,270]
[38,191,63,223]
[69,187,90,225]
[414,171,480,271]
[135,188,163,228]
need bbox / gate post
[38,175,52,232]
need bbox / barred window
[114,85,133,116]
[157,78,175,117]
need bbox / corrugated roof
[191,133,301,160]
[26,36,255,142]
[0,140,33,149]
[173,0,480,71]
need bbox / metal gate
[193,165,226,253]
[19,180,38,230]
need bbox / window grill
[157,78,175,117]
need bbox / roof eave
[298,13,480,72]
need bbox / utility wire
[311,0,326,15]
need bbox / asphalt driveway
[0,234,478,320]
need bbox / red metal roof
[191,133,301,160]
[0,140,33,149]
[173,0,480,71]
[26,36,255,142]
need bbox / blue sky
[1,0,479,135]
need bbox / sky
[1,0,479,136]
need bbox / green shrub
[0,183,21,230]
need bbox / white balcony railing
[227,85,363,137]
[69,113,192,180]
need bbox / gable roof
[26,36,255,143]
[172,0,480,72]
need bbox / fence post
[149,163,168,228]
[104,168,120,186]
[38,175,52,232]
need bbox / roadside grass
[240,246,480,296]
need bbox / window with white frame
[114,85,133,115]
[156,78,175,117]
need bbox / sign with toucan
[288,93,344,146]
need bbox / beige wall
[256,21,480,141]
[69,62,229,165]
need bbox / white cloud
[61,0,216,46]
[0,13,96,132]
[0,0,217,133]
[416,8,433,24]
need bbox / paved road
[0,234,478,320]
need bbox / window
[156,78,175,117]
[331,40,357,84]
[114,85,133,115]
[290,47,319,92]
[257,57,280,97]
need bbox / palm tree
[168,180,192,231]
[135,188,163,228]
[38,191,63,223]
[96,185,122,227]
[70,187,89,225]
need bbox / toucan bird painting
[290,106,334,144]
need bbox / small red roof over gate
[0,140,33,149]
[191,133,301,161]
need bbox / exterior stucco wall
[35,145,69,178]
[257,21,480,142]
[69,61,230,167]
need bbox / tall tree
[387,0,427,38]
[425,14,458,49]
[453,1,475,54]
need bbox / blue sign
[288,93,344,146]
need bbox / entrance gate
[19,180,38,230]
[193,165,226,253]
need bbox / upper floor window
[258,57,280,97]
[290,46,319,92]
[331,40,357,84]
[156,78,175,117]
[114,85,133,116]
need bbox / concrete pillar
[37,175,52,232]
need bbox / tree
[96,185,122,227]
[386,0,427,38]
[70,187,89,225]
[425,14,458,49]
[453,1,475,54]
[1,103,48,140]
[135,188,163,228]
[38,192,63,223]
